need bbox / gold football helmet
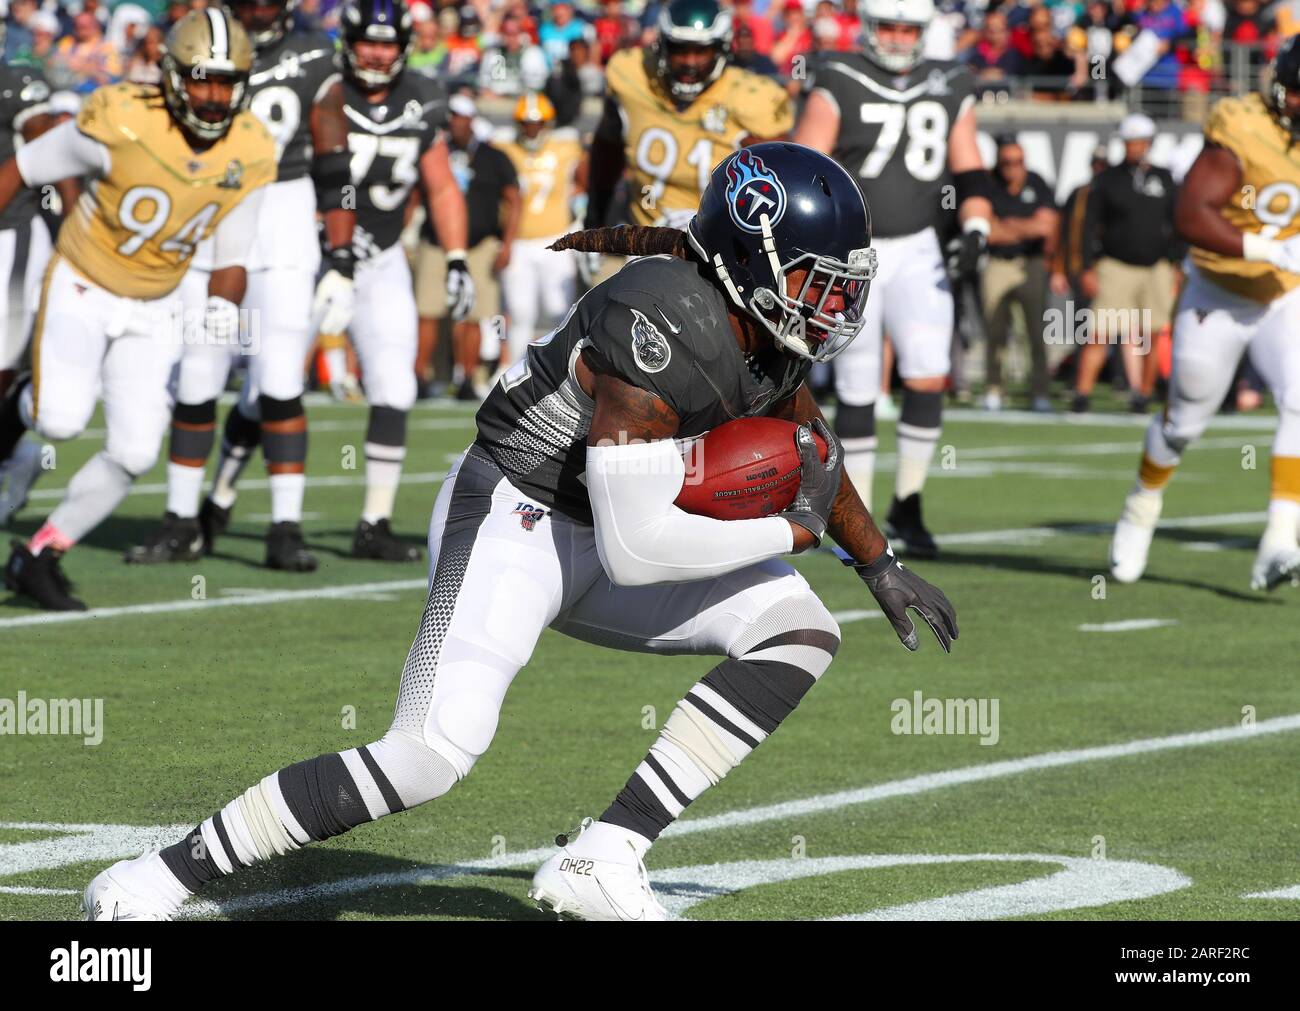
[161,8,253,143]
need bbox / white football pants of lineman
[350,242,418,411]
[384,448,838,784]
[182,177,321,413]
[1,217,53,371]
[833,226,954,406]
[500,235,576,364]
[23,255,182,475]
[1150,263,1300,465]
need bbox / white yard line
[1078,619,1179,633]
[172,711,1300,918]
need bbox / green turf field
[2,397,1297,920]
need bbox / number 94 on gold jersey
[57,83,276,300]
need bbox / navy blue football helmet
[686,143,876,364]
[341,0,413,90]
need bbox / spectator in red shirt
[772,0,813,76]
[594,0,629,64]
[733,0,775,55]
[969,9,1023,79]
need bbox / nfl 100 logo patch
[513,503,547,531]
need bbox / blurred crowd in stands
[5,0,1299,115]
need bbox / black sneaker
[1128,393,1151,414]
[454,379,479,402]
[885,493,939,560]
[265,521,317,572]
[124,512,203,564]
[352,518,423,562]
[4,541,86,611]
[198,497,232,555]
[1069,392,1091,414]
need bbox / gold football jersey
[1191,93,1300,303]
[605,49,793,227]
[58,83,276,300]
[501,128,584,240]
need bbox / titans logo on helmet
[725,148,786,234]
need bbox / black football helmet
[687,143,876,368]
[654,0,733,104]
[341,0,413,90]
[224,0,298,50]
[1267,33,1300,140]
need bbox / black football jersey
[245,28,340,182]
[342,73,446,260]
[473,254,807,523]
[0,65,51,231]
[811,53,974,239]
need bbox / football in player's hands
[675,417,827,521]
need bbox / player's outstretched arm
[583,364,801,587]
[774,383,957,651]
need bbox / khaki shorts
[415,237,501,322]
[1092,256,1177,337]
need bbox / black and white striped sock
[601,603,840,842]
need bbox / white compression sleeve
[16,120,110,186]
[209,185,265,269]
[587,440,794,587]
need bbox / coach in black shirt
[416,94,521,400]
[982,135,1059,411]
[1072,113,1182,413]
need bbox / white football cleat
[1250,546,1300,592]
[529,818,668,921]
[1110,488,1164,584]
[83,854,177,921]
[0,440,42,527]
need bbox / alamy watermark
[891,690,1000,746]
[1,691,104,745]
[1044,301,1153,356]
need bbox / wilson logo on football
[725,148,786,234]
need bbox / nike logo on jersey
[654,306,681,334]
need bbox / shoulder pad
[587,257,737,417]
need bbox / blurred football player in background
[126,0,355,573]
[795,0,994,559]
[0,51,62,528]
[0,9,275,610]
[497,92,586,369]
[1110,37,1300,592]
[82,144,956,923]
[582,0,792,281]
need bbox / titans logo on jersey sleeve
[630,309,672,373]
[726,149,786,234]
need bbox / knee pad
[731,589,841,681]
[106,439,162,478]
[422,672,506,779]
[32,399,92,443]
[362,729,460,810]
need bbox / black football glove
[846,548,958,652]
[945,228,988,279]
[779,419,842,547]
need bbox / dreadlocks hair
[549,225,691,260]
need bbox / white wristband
[962,216,991,237]
[446,248,468,261]
[1241,231,1282,263]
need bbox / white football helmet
[860,0,934,73]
